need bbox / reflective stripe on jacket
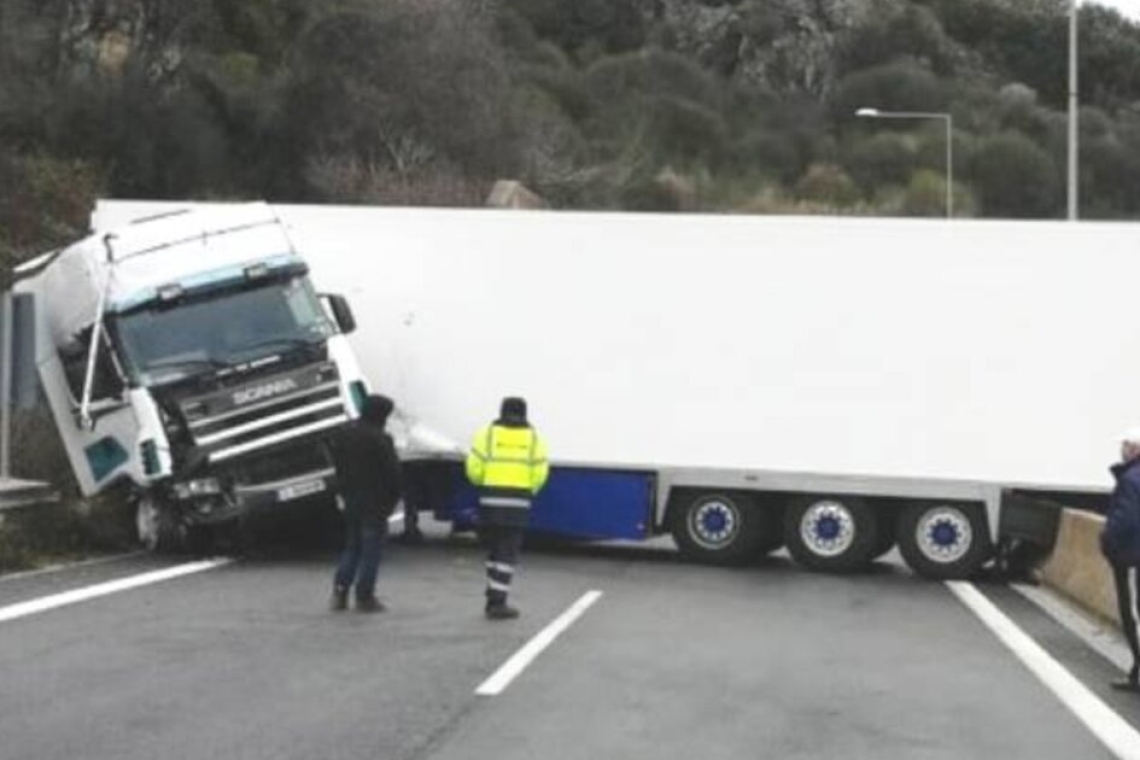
[465,424,549,494]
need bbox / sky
[1099,0,1140,20]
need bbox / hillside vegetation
[4,0,1140,270]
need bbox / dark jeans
[403,475,423,532]
[1113,563,1140,670]
[480,524,524,607]
[335,511,384,600]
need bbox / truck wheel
[897,503,992,580]
[670,491,766,565]
[136,495,185,553]
[784,495,878,573]
[184,525,216,557]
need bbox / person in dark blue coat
[1102,429,1140,690]
[329,394,403,613]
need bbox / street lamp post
[856,108,953,219]
[0,292,10,481]
[1068,0,1079,220]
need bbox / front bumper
[183,467,337,525]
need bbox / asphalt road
[0,527,1133,760]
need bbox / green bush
[846,132,918,192]
[0,151,101,287]
[583,50,724,113]
[0,493,136,573]
[838,4,956,77]
[901,169,948,216]
[796,163,860,206]
[502,0,647,56]
[968,131,1062,218]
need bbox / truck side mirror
[325,294,356,335]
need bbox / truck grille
[236,439,334,486]
[181,363,349,463]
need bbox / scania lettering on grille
[232,378,298,406]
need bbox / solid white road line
[1013,582,1134,675]
[947,581,1140,760]
[0,558,232,624]
[475,590,603,697]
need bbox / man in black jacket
[1103,428,1140,690]
[330,394,403,612]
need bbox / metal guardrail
[1,289,54,512]
[0,478,59,512]
[1,291,12,480]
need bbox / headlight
[173,478,221,499]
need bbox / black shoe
[356,596,387,613]
[1112,666,1140,692]
[330,588,348,612]
[485,603,520,621]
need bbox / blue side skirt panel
[442,467,655,542]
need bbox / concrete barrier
[1039,509,1120,625]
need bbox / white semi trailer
[13,204,369,552]
[90,202,1129,578]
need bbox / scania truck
[13,203,367,552]
[83,202,1136,578]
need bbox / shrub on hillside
[968,131,1061,218]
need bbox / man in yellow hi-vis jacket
[466,397,549,620]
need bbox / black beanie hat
[363,394,394,424]
[500,396,527,421]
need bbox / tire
[897,502,993,580]
[669,491,768,565]
[870,509,898,561]
[784,495,879,573]
[135,494,186,554]
[184,524,216,557]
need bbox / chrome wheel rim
[915,506,973,564]
[688,498,740,550]
[801,500,856,557]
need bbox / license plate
[277,479,326,502]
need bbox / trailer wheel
[670,491,766,565]
[784,495,878,573]
[136,495,185,553]
[897,503,992,580]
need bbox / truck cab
[14,204,367,551]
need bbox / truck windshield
[114,276,334,386]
